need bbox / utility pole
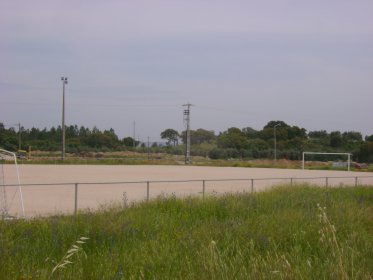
[183,103,193,164]
[61,77,68,161]
[133,121,136,148]
[147,136,150,160]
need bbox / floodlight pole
[274,123,281,161]
[61,77,68,161]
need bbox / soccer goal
[0,149,25,218]
[302,152,351,171]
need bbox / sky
[1,0,373,141]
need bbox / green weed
[0,185,372,279]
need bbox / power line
[195,105,257,116]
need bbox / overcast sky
[1,0,372,141]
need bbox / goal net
[302,152,351,171]
[0,149,25,219]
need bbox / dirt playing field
[2,164,373,217]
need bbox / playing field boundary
[1,175,373,217]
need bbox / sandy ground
[2,164,373,217]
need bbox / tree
[259,121,291,142]
[79,126,91,137]
[160,129,179,146]
[261,122,306,142]
[122,137,138,147]
[242,127,258,139]
[217,127,249,150]
[181,129,215,145]
[193,129,215,144]
[152,142,158,147]
[247,139,269,150]
[0,122,18,151]
[263,121,289,129]
[330,131,342,147]
[357,142,373,163]
[66,125,79,138]
[342,131,362,142]
[308,130,328,138]
[287,126,307,139]
[259,127,288,141]
[365,135,373,142]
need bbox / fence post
[251,179,254,193]
[74,183,78,215]
[325,177,328,188]
[202,180,205,199]
[146,181,150,201]
[290,178,293,187]
[355,177,358,187]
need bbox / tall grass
[0,185,372,279]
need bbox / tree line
[160,121,373,163]
[1,121,373,162]
[0,123,139,153]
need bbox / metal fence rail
[1,175,373,217]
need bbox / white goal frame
[302,152,351,171]
[0,149,25,218]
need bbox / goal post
[302,152,351,171]
[0,149,25,218]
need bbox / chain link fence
[1,175,373,218]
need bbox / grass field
[1,185,372,279]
